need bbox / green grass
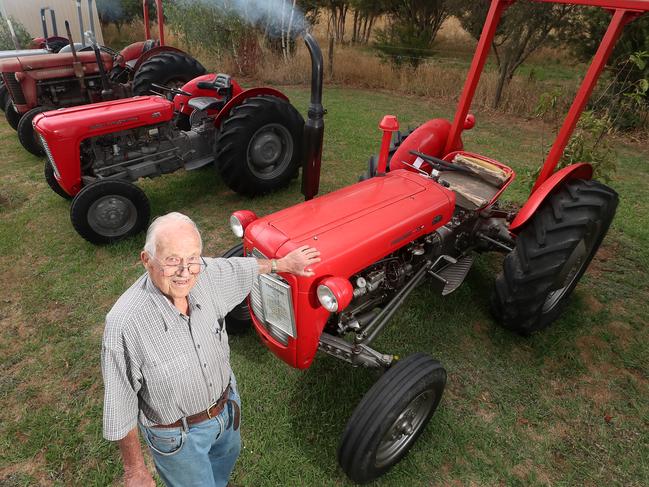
[1,87,648,486]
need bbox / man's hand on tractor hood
[273,245,320,277]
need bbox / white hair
[143,212,202,256]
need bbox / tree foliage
[374,0,450,68]
[455,0,573,108]
[0,16,32,50]
[96,0,145,33]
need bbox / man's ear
[141,251,150,268]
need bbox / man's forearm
[118,428,148,475]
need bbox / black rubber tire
[215,95,304,196]
[17,107,48,156]
[132,52,206,96]
[5,100,22,131]
[359,128,416,181]
[492,179,618,335]
[338,353,446,484]
[0,83,8,112]
[44,161,72,200]
[221,243,253,335]
[70,180,150,245]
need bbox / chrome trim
[39,135,60,178]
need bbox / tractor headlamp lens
[317,285,338,312]
[229,215,244,238]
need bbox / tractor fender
[131,45,188,73]
[389,118,462,172]
[174,74,244,115]
[118,41,147,66]
[509,163,593,234]
[212,87,290,127]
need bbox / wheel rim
[87,194,138,237]
[375,388,436,469]
[246,123,293,180]
[542,222,600,313]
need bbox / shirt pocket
[143,353,191,403]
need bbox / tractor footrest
[438,255,475,296]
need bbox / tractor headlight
[317,285,338,312]
[317,277,354,313]
[229,210,258,238]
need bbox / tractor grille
[250,248,295,345]
[2,73,26,105]
[39,136,60,178]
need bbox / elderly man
[101,212,320,487]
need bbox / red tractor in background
[1,0,205,156]
[225,0,645,483]
[34,72,304,244]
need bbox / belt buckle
[205,401,218,419]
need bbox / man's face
[141,222,202,302]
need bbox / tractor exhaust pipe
[301,32,324,201]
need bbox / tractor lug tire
[44,161,72,200]
[0,83,8,112]
[221,243,253,335]
[5,100,22,131]
[70,180,150,245]
[132,52,205,96]
[215,95,304,196]
[492,178,618,335]
[17,106,48,156]
[338,353,446,484]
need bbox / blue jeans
[139,382,241,487]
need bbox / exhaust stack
[301,33,324,201]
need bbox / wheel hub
[247,123,293,179]
[375,389,435,468]
[88,195,137,237]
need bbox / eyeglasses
[151,256,208,276]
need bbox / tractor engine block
[81,121,215,183]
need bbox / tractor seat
[188,96,225,112]
[141,39,158,53]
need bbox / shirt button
[209,383,213,387]
[203,363,207,367]
[197,344,201,349]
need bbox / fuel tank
[0,51,113,74]
[34,96,175,196]
[244,169,456,369]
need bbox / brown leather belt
[153,386,230,429]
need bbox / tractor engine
[81,121,216,182]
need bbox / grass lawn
[0,86,648,486]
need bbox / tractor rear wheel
[18,107,48,156]
[44,161,72,200]
[492,179,618,335]
[215,95,304,196]
[338,353,446,484]
[0,84,8,112]
[132,52,206,96]
[70,180,150,245]
[221,243,253,335]
[5,100,22,131]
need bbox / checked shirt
[101,256,258,441]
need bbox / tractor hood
[34,96,174,141]
[246,169,456,286]
[0,51,112,74]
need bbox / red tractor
[33,73,304,244]
[1,0,205,156]
[226,0,645,483]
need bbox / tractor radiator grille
[39,136,60,178]
[2,73,26,105]
[250,248,295,345]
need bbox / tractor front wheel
[492,179,618,334]
[338,353,446,484]
[215,95,304,196]
[70,180,150,245]
[0,83,8,112]
[221,243,253,335]
[5,100,22,131]
[44,161,72,200]
[132,52,205,96]
[18,107,48,156]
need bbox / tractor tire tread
[132,52,206,96]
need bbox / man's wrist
[271,259,278,273]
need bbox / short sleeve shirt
[101,256,258,441]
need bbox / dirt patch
[0,451,52,486]
[474,390,498,424]
[575,335,609,372]
[511,458,553,485]
[607,321,633,348]
[582,295,604,314]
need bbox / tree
[567,8,649,129]
[350,0,385,45]
[374,0,450,68]
[0,15,31,50]
[454,0,573,108]
[96,0,145,34]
